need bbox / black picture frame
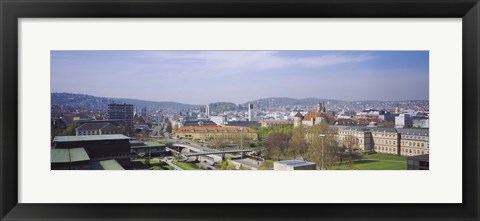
[1,0,479,220]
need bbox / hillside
[51,93,200,111]
[208,102,237,113]
[244,97,342,108]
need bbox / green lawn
[174,161,202,170]
[332,159,407,170]
[151,165,174,170]
[158,140,175,145]
[362,153,407,161]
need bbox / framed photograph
[1,0,479,220]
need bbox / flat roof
[99,160,125,170]
[69,147,90,162]
[51,149,70,163]
[408,154,429,161]
[275,160,316,167]
[51,147,90,163]
[53,134,130,142]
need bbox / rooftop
[53,134,130,142]
[408,154,429,161]
[177,125,255,133]
[275,160,316,167]
[261,121,293,125]
[76,122,110,131]
[99,160,125,170]
[51,147,90,163]
[369,127,398,133]
[396,128,429,137]
[303,112,336,121]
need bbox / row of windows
[375,146,396,152]
[401,141,427,148]
[374,139,396,145]
[375,147,427,155]
[402,148,427,155]
[372,133,397,138]
[78,130,120,135]
[181,133,257,139]
[403,135,427,140]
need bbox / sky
[51,50,429,105]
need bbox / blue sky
[51,51,428,104]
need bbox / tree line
[261,123,360,169]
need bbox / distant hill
[51,93,200,111]
[51,93,428,112]
[208,102,237,113]
[243,97,342,108]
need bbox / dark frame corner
[1,0,479,220]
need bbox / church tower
[316,102,326,113]
[316,102,323,112]
[294,112,304,128]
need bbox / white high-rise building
[395,114,413,128]
[205,104,210,117]
[248,103,254,121]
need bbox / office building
[108,103,134,135]
[395,113,413,128]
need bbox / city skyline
[51,50,429,104]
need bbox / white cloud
[130,51,375,78]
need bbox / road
[161,157,183,170]
[233,158,262,169]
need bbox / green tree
[264,132,292,160]
[58,122,79,136]
[305,123,339,169]
[212,136,230,149]
[341,135,360,168]
[165,121,173,134]
[290,125,309,158]
[219,159,237,170]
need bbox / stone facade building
[176,125,258,141]
[294,102,336,127]
[397,128,429,156]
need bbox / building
[225,120,261,127]
[108,103,134,135]
[51,147,90,170]
[407,154,429,170]
[182,120,217,126]
[294,102,336,128]
[75,122,123,136]
[335,126,374,152]
[176,125,258,141]
[395,113,413,128]
[274,160,317,170]
[260,120,294,128]
[413,117,429,128]
[378,113,398,122]
[332,126,428,157]
[205,104,210,117]
[397,128,429,156]
[370,128,401,155]
[210,115,227,125]
[99,159,125,170]
[248,103,254,121]
[52,134,131,165]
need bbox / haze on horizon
[51,50,429,104]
